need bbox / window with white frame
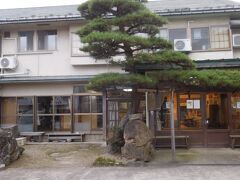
[71,33,88,56]
[18,31,34,52]
[191,27,210,51]
[37,30,57,50]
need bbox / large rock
[0,127,24,166]
[122,114,154,162]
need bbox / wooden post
[170,89,176,161]
[145,91,149,128]
[102,91,108,141]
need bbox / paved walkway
[1,165,240,180]
[1,146,240,180]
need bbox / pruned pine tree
[78,0,193,114]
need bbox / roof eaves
[0,75,93,84]
[156,5,240,16]
[0,14,83,25]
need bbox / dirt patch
[8,144,106,169]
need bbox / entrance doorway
[204,93,230,147]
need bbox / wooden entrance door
[203,93,230,147]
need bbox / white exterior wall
[0,83,74,97]
[1,22,123,77]
[0,14,239,80]
[162,15,236,60]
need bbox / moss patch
[93,157,125,167]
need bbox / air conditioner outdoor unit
[233,34,240,47]
[174,39,192,51]
[0,57,17,69]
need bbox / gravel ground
[7,143,106,169]
[2,144,240,180]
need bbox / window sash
[210,26,230,49]
[71,33,89,56]
[191,27,210,51]
[18,31,34,52]
[38,30,57,50]
[169,28,187,43]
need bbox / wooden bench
[48,133,85,142]
[229,135,240,149]
[154,135,190,149]
[20,132,45,142]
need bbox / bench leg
[231,138,235,149]
[39,135,43,142]
[185,138,189,149]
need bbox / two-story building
[1,0,240,146]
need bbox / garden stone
[0,127,24,166]
[122,115,154,162]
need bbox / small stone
[0,164,5,170]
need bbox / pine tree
[78,0,193,113]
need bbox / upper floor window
[159,29,169,40]
[210,26,230,49]
[37,30,57,51]
[169,29,187,44]
[71,33,88,56]
[191,27,210,51]
[18,31,34,52]
[191,26,230,51]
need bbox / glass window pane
[54,96,71,114]
[157,94,178,130]
[1,97,16,125]
[37,96,53,114]
[74,115,91,132]
[158,29,169,40]
[179,94,202,130]
[92,115,103,129]
[17,97,33,114]
[18,31,33,51]
[206,93,228,129]
[232,93,240,129]
[73,96,90,113]
[73,85,86,93]
[71,33,88,56]
[210,26,230,49]
[91,96,102,113]
[17,116,33,132]
[54,116,71,131]
[191,28,209,50]
[169,29,187,44]
[38,30,57,50]
[37,116,53,131]
[74,115,102,132]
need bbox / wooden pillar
[145,91,149,128]
[71,95,74,133]
[103,91,108,141]
[228,93,233,131]
[170,89,176,162]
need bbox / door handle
[204,119,209,125]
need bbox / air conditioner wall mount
[174,39,192,52]
[233,34,240,47]
[0,56,18,69]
